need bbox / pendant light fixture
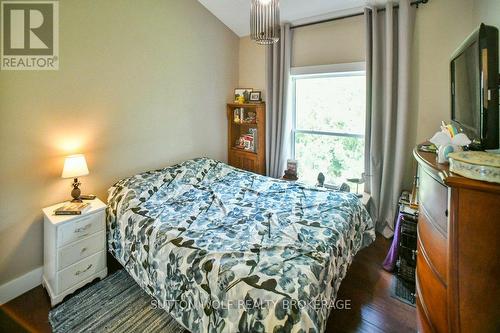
[250,0,280,45]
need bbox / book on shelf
[248,128,258,151]
[234,128,258,152]
[54,202,91,215]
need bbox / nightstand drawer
[58,251,106,292]
[58,231,105,270]
[58,211,105,247]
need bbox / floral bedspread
[107,158,375,333]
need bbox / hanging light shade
[250,0,280,45]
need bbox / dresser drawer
[58,211,104,247]
[57,231,105,270]
[58,251,106,292]
[416,243,448,333]
[416,295,433,333]
[418,211,448,283]
[419,169,448,234]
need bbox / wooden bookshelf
[227,103,266,175]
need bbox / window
[291,63,366,188]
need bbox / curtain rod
[291,0,429,30]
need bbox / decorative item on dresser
[227,103,266,175]
[42,198,108,306]
[413,145,500,333]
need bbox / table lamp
[61,154,89,202]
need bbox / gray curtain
[364,1,416,238]
[265,24,293,178]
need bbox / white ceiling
[198,0,394,37]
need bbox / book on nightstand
[54,202,91,215]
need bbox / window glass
[295,75,366,134]
[292,72,366,189]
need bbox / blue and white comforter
[107,158,375,333]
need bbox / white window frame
[290,61,366,166]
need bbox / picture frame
[249,91,262,102]
[234,88,253,102]
[286,159,298,176]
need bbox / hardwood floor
[326,236,416,333]
[0,235,416,333]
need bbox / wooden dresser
[414,147,500,333]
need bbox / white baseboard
[0,266,43,305]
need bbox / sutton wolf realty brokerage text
[1,0,59,70]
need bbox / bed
[107,157,375,333]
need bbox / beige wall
[239,36,267,100]
[292,15,365,67]
[413,0,500,143]
[0,0,238,285]
[238,15,365,105]
[473,0,500,40]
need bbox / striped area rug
[49,270,186,333]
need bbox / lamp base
[70,178,82,202]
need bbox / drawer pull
[75,264,93,276]
[75,224,91,233]
[445,209,448,217]
[81,247,88,254]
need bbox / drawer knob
[74,224,92,238]
[81,247,88,254]
[75,224,91,233]
[75,264,93,276]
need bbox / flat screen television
[451,23,499,150]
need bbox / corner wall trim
[0,267,43,305]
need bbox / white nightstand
[42,198,108,306]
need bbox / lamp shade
[250,0,280,45]
[61,154,89,179]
